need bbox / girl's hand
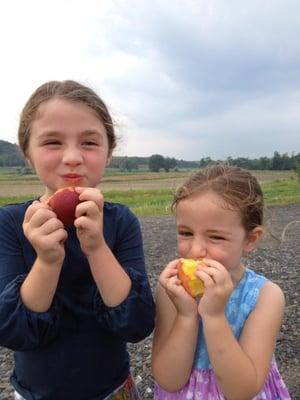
[195,258,234,317]
[23,200,67,266]
[159,259,198,317]
[74,187,105,255]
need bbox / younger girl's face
[176,191,253,275]
[26,98,111,198]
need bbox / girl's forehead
[36,97,92,115]
[176,193,242,223]
[32,98,105,128]
[179,191,225,207]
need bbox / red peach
[47,187,80,226]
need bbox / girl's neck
[230,264,246,288]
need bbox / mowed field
[0,170,297,197]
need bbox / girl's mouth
[62,174,84,184]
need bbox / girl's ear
[25,156,36,172]
[244,227,264,253]
[106,152,112,167]
[26,157,32,167]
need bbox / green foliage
[261,180,300,205]
[1,180,299,216]
[0,195,33,207]
[149,154,166,172]
[294,162,300,180]
[164,157,177,172]
[0,140,25,167]
[225,151,300,171]
[104,188,174,216]
[1,139,299,173]
[149,154,178,172]
[0,166,38,181]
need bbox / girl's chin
[63,178,84,185]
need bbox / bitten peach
[178,258,205,297]
[47,187,80,226]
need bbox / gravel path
[1,204,299,399]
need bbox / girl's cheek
[41,153,60,165]
[177,241,188,257]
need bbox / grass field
[0,170,299,216]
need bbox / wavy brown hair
[18,80,116,157]
[172,164,264,233]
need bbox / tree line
[116,152,300,172]
[0,140,299,172]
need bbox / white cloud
[0,0,299,159]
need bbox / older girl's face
[26,98,111,199]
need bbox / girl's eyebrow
[207,229,232,236]
[36,129,104,139]
[176,223,191,229]
[80,129,104,136]
[34,131,61,141]
[176,224,188,228]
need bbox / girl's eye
[210,235,226,241]
[44,140,61,146]
[82,141,99,146]
[178,231,192,237]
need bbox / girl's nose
[190,241,207,259]
[62,147,83,166]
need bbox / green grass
[104,188,174,216]
[0,167,39,181]
[0,195,34,207]
[1,180,299,216]
[261,180,300,206]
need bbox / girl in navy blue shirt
[0,80,155,400]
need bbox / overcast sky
[0,0,299,161]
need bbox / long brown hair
[172,164,264,232]
[18,80,116,157]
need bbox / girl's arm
[78,192,154,342]
[0,203,63,350]
[74,187,131,306]
[203,281,285,400]
[152,262,199,392]
[21,201,67,312]
[86,243,132,307]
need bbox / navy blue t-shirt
[0,200,155,399]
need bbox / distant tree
[258,157,271,170]
[176,159,199,169]
[149,154,165,172]
[271,151,282,170]
[0,140,26,166]
[120,157,138,171]
[293,162,300,180]
[199,157,213,168]
[163,157,177,172]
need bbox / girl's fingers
[160,260,180,277]
[23,201,45,223]
[41,217,65,235]
[24,205,57,231]
[159,259,181,287]
[197,258,229,285]
[195,268,216,289]
[75,200,102,220]
[75,187,104,209]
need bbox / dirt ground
[0,203,299,399]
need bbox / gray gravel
[1,204,299,399]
